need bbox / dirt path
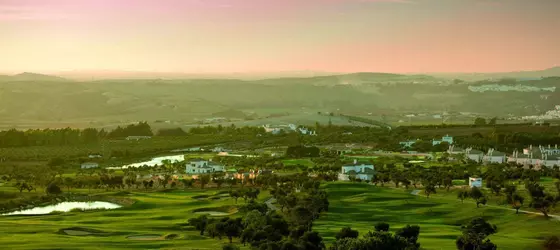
[409,189,560,222]
[265,198,278,211]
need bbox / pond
[2,201,121,216]
[108,154,185,169]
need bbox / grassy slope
[314,182,560,250]
[0,189,262,250]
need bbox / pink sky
[1,0,559,74]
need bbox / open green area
[0,188,261,250]
[314,182,560,250]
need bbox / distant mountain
[57,70,340,80]
[0,72,70,82]
[433,67,560,81]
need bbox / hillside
[0,72,70,82]
[433,67,560,81]
[0,73,559,129]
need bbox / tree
[46,182,62,195]
[395,225,421,247]
[543,235,560,250]
[375,222,390,232]
[199,175,211,189]
[335,227,359,240]
[474,118,487,126]
[230,190,241,204]
[470,187,487,208]
[488,117,497,125]
[424,184,436,198]
[298,231,325,250]
[456,218,497,250]
[506,193,524,214]
[223,218,244,243]
[188,215,209,235]
[457,190,469,204]
[526,182,557,218]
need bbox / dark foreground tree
[374,222,390,232]
[335,227,359,240]
[188,215,209,235]
[456,218,497,250]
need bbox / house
[483,149,506,164]
[465,148,484,163]
[81,162,99,169]
[185,159,225,174]
[126,136,152,141]
[432,135,453,146]
[469,177,482,188]
[509,149,560,168]
[339,160,375,181]
[212,147,231,153]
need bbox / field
[2,182,558,250]
[0,188,263,250]
[314,182,560,250]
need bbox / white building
[465,148,484,163]
[432,135,453,146]
[125,136,152,141]
[469,177,482,188]
[185,159,225,174]
[483,149,506,164]
[81,162,99,169]
[339,160,375,181]
[447,145,465,155]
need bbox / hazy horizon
[1,0,559,74]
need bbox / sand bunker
[58,227,107,236]
[193,211,229,216]
[192,206,237,216]
[126,234,163,240]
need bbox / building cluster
[400,135,454,148]
[184,159,272,182]
[263,124,316,135]
[450,144,560,168]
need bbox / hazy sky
[1,0,559,74]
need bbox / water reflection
[2,201,121,216]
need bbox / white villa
[483,149,506,164]
[465,148,484,163]
[339,160,375,181]
[469,177,482,188]
[185,159,225,174]
[432,135,454,146]
[81,162,99,169]
[509,146,560,168]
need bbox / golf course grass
[0,188,257,250]
[314,182,560,250]
[1,183,558,249]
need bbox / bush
[46,183,62,195]
[375,222,390,232]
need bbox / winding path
[409,189,560,222]
[265,198,278,211]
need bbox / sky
[1,0,559,74]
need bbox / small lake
[2,201,121,216]
[108,154,185,169]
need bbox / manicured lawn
[314,182,560,250]
[281,159,315,167]
[0,188,260,250]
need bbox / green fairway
[314,182,560,250]
[0,189,261,250]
